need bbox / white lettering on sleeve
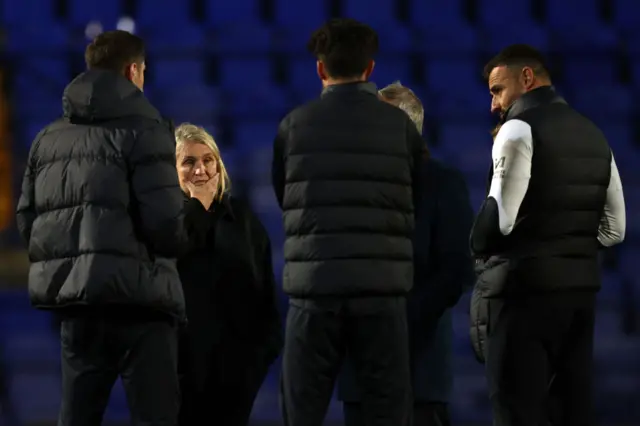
[488,119,533,235]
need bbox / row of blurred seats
[4,0,640,30]
[6,19,640,56]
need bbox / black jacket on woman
[177,194,283,426]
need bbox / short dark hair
[85,30,145,72]
[307,19,379,79]
[483,44,550,80]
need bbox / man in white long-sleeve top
[469,44,625,426]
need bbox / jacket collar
[217,193,235,220]
[321,81,378,98]
[502,85,567,123]
[183,192,235,220]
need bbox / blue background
[0,0,639,424]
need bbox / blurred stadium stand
[0,0,639,424]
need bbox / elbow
[598,228,626,248]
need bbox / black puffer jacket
[16,70,193,318]
[272,82,425,297]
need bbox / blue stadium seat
[626,31,640,88]
[218,145,239,177]
[598,123,632,151]
[273,0,327,28]
[570,85,631,119]
[234,120,279,152]
[425,58,484,94]
[439,121,492,149]
[484,24,550,53]
[14,94,61,121]
[1,0,54,25]
[67,0,122,27]
[273,28,312,53]
[343,0,399,26]
[377,26,413,55]
[552,28,619,86]
[247,146,275,182]
[410,0,467,28]
[433,83,489,116]
[619,247,640,280]
[631,64,640,92]
[249,182,279,211]
[598,272,622,305]
[562,56,618,88]
[288,57,324,97]
[372,58,413,88]
[553,26,618,55]
[225,84,292,118]
[4,24,68,52]
[205,0,262,27]
[546,0,602,28]
[607,137,640,185]
[144,26,205,86]
[218,57,274,92]
[254,211,285,247]
[477,0,534,26]
[415,25,480,55]
[150,59,206,88]
[143,25,205,53]
[11,59,70,95]
[613,0,640,31]
[135,0,191,28]
[153,84,221,124]
[210,25,273,54]
[439,121,493,175]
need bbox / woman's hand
[185,173,219,211]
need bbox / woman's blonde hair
[175,123,230,201]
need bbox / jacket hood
[62,69,162,122]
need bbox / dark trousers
[178,340,269,426]
[485,291,596,426]
[344,401,451,426]
[58,309,179,426]
[281,297,411,426]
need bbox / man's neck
[322,77,365,88]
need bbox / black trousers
[485,291,596,426]
[344,401,451,426]
[58,309,179,426]
[280,297,411,426]
[178,339,270,426]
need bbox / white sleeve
[488,119,533,235]
[598,153,626,247]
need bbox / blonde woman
[174,124,283,426]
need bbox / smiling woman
[175,123,230,208]
[172,123,283,426]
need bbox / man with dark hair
[470,44,626,426]
[338,82,475,426]
[272,19,425,426]
[16,30,206,426]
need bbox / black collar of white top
[502,85,567,124]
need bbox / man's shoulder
[283,98,322,120]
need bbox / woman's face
[176,141,218,193]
